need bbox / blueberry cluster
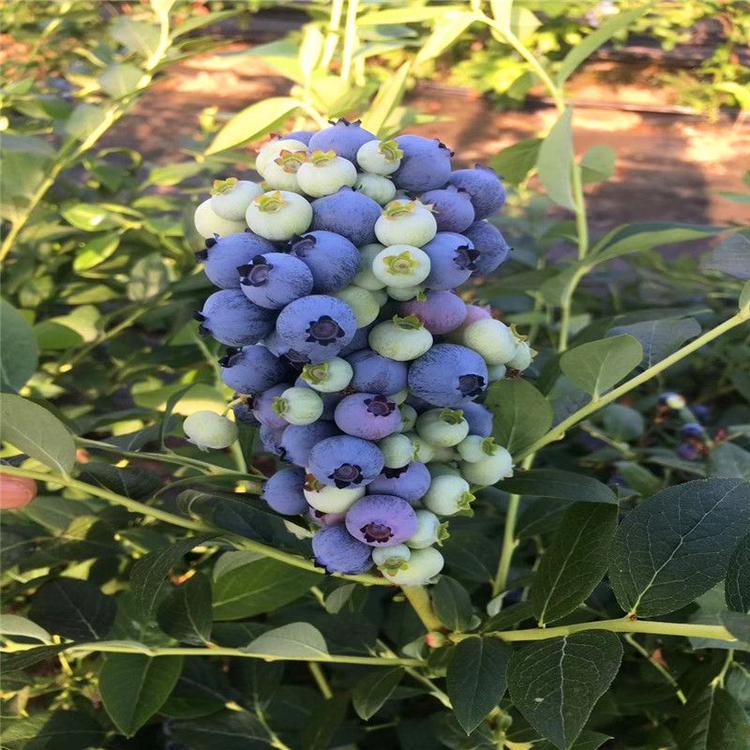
[188,119,534,586]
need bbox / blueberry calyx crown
[379,140,404,162]
[211,177,238,196]
[392,314,424,331]
[255,191,286,213]
[306,315,345,346]
[193,311,207,322]
[383,464,409,479]
[383,200,417,219]
[238,255,272,287]
[363,394,397,418]
[457,373,486,398]
[304,473,324,492]
[289,234,316,258]
[301,362,329,385]
[329,463,364,489]
[309,149,337,167]
[459,491,476,511]
[195,249,209,261]
[330,117,362,127]
[437,522,450,545]
[481,437,498,456]
[453,245,481,271]
[439,408,465,425]
[360,522,393,544]
[383,250,419,275]
[271,396,288,416]
[218,347,242,368]
[274,149,306,173]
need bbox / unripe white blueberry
[378,433,414,468]
[353,243,386,290]
[406,433,435,463]
[398,405,418,433]
[375,200,437,248]
[372,245,431,288]
[245,190,312,241]
[416,408,470,448]
[428,462,462,479]
[356,139,403,175]
[487,363,507,382]
[210,178,263,220]
[382,547,444,586]
[369,315,433,361]
[424,474,475,516]
[371,288,389,307]
[300,358,353,393]
[390,388,409,405]
[194,199,246,238]
[273,387,323,425]
[430,445,457,462]
[507,340,534,371]
[457,435,499,463]
[355,173,397,205]
[297,151,357,197]
[387,285,425,302]
[463,319,519,365]
[334,285,380,327]
[263,149,307,193]
[460,445,514,486]
[256,138,308,176]
[304,478,365,513]
[183,410,238,450]
[407,510,445,549]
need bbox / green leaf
[556,5,654,85]
[0,299,38,392]
[100,654,183,737]
[361,61,411,137]
[530,503,618,625]
[431,576,474,631]
[99,63,144,98]
[601,404,644,441]
[537,108,574,210]
[0,614,51,644]
[486,378,553,456]
[352,667,404,720]
[127,254,171,301]
[206,97,301,155]
[64,103,108,140]
[359,6,467,24]
[157,572,213,645]
[609,317,701,369]
[414,12,476,66]
[726,533,750,612]
[246,622,328,659]
[709,443,750,481]
[722,611,750,643]
[212,552,321,620]
[300,692,350,750]
[145,161,205,187]
[610,479,750,617]
[1,644,67,673]
[130,534,214,618]
[508,631,623,750]
[447,637,511,734]
[560,334,642,397]
[675,686,750,750]
[702,234,750,280]
[579,145,615,184]
[0,394,76,474]
[499,469,616,504]
[0,711,105,749]
[111,16,161,59]
[740,281,750,311]
[61,203,118,232]
[490,138,542,184]
[72,232,121,272]
[29,578,116,640]
[170,711,270,749]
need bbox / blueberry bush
[2,2,750,749]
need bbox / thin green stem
[402,586,443,631]
[340,0,359,82]
[308,662,334,699]
[321,0,345,70]
[624,634,687,705]
[571,163,589,260]
[517,307,750,461]
[376,639,451,708]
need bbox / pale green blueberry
[398,404,418,433]
[355,173,396,205]
[390,388,408,405]
[427,461,461,478]
[408,433,435,463]
[194,199,246,239]
[424,474,475,516]
[462,319,519,365]
[457,435,498,463]
[304,478,364,513]
[378,433,414,468]
[487,363,507,381]
[256,138,308,176]
[460,445,514,486]
[369,315,433,361]
[356,139,403,175]
[407,510,447,549]
[210,178,263,221]
[297,150,357,197]
[262,150,306,193]
[353,243,386,290]
[375,199,437,247]
[416,408,469,448]
[334,285,380,327]
[273,387,323,426]
[387,284,425,302]
[431,445,456,462]
[300,358,353,393]
[371,288,389,307]
[183,410,238,450]
[382,547,444,586]
[372,245,431,288]
[245,190,312,241]
[372,543,411,571]
[507,340,534,371]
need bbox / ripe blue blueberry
[334,393,402,440]
[339,325,372,357]
[289,231,360,293]
[408,343,489,407]
[460,403,493,439]
[220,344,289,395]
[253,383,293,429]
[195,289,275,347]
[259,424,286,457]
[311,188,381,247]
[233,400,259,426]
[345,494,418,546]
[401,290,467,335]
[197,232,275,289]
[367,461,431,504]
[312,524,373,574]
[680,422,706,439]
[347,348,408,395]
[420,186,475,233]
[392,135,453,192]
[422,232,478,291]
[448,165,506,220]
[275,294,358,363]
[462,220,511,275]
[308,435,384,488]
[261,466,308,515]
[280,421,340,467]
[238,252,314,310]
[308,118,376,162]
